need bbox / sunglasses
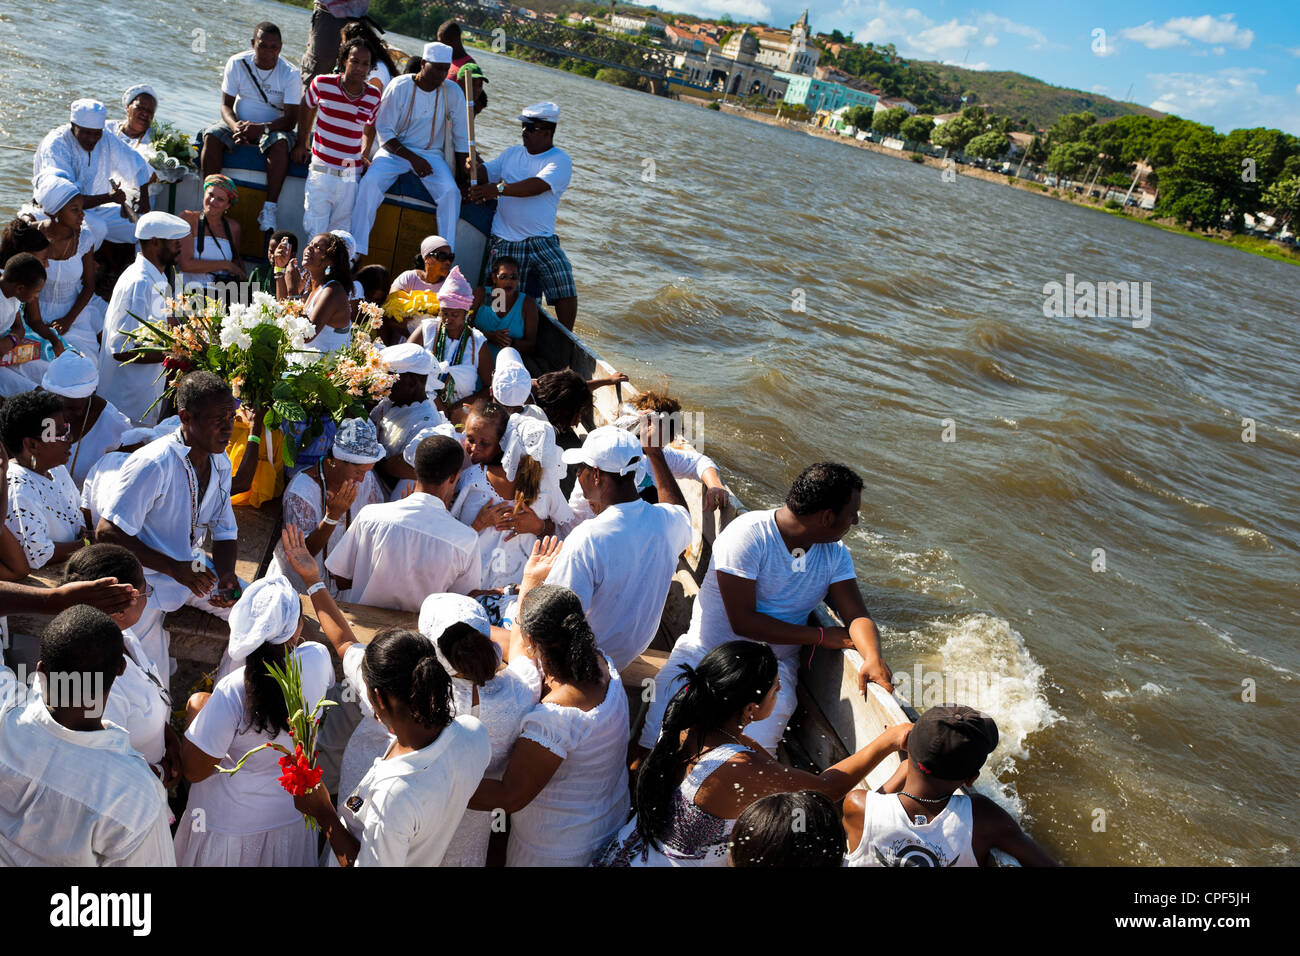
[424,249,454,261]
[521,122,551,132]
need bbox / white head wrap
[502,413,567,495]
[226,577,301,664]
[418,592,492,679]
[332,417,384,464]
[33,174,81,216]
[491,347,532,408]
[41,351,98,398]
[381,342,438,376]
[69,98,107,130]
[403,422,461,467]
[134,211,190,240]
[122,84,157,110]
[330,229,357,262]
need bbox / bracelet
[246,433,261,445]
[273,267,285,276]
[305,581,327,597]
[81,536,91,548]
[809,626,825,664]
[321,514,339,526]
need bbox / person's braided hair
[518,585,600,685]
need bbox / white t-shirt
[182,642,333,834]
[99,255,172,425]
[687,509,857,660]
[324,492,481,610]
[545,498,691,671]
[101,627,171,768]
[484,145,573,241]
[335,715,490,867]
[221,51,304,124]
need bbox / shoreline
[684,98,1300,269]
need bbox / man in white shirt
[468,101,577,329]
[637,462,895,754]
[326,433,480,610]
[545,423,692,671]
[351,42,468,258]
[32,98,152,248]
[200,22,302,232]
[370,342,446,488]
[98,211,189,425]
[0,605,174,866]
[97,372,241,677]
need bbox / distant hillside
[919,62,1164,131]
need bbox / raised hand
[280,525,320,587]
[521,535,562,591]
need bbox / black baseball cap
[908,704,999,780]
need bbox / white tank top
[845,790,979,867]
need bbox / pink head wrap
[436,265,473,311]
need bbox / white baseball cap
[422,41,453,63]
[518,101,560,124]
[561,425,642,476]
[135,211,190,240]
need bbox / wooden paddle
[464,68,478,187]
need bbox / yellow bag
[226,418,285,508]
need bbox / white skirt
[173,817,318,867]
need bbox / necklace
[431,318,472,405]
[180,445,201,555]
[900,790,950,805]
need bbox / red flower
[276,744,323,797]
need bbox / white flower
[235,331,252,350]
[251,291,277,310]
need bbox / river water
[2,0,1296,866]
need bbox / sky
[640,2,1300,135]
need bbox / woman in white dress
[106,84,157,158]
[408,267,492,423]
[300,233,354,358]
[418,592,539,866]
[1,390,89,574]
[267,417,384,596]
[594,640,910,867]
[468,541,631,866]
[62,543,180,783]
[40,351,131,488]
[28,176,105,361]
[281,527,492,866]
[451,402,574,623]
[174,576,333,867]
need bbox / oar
[464,68,477,188]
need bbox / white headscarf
[501,413,563,484]
[33,174,81,217]
[226,577,301,664]
[491,347,532,407]
[122,84,158,110]
[41,350,98,398]
[403,422,461,467]
[418,592,492,679]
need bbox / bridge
[443,2,676,94]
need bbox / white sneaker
[257,201,277,232]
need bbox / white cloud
[1092,84,1111,95]
[1121,14,1253,51]
[1290,47,1300,57]
[1146,68,1300,135]
[839,1,1057,62]
[1212,46,1226,56]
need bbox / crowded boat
[0,8,1057,868]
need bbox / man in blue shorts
[468,102,578,330]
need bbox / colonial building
[778,72,878,112]
[751,10,818,76]
[672,27,787,100]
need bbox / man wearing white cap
[544,422,692,671]
[98,211,189,425]
[326,433,480,611]
[369,342,447,488]
[32,98,153,249]
[468,101,577,330]
[351,42,468,259]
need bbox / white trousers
[351,148,460,256]
[637,637,800,753]
[85,205,138,246]
[302,169,360,239]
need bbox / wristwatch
[496,180,506,195]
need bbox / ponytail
[513,453,542,508]
[634,640,778,853]
[518,585,601,686]
[363,627,453,730]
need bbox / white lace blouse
[5,464,85,569]
[267,468,384,594]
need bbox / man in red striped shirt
[293,38,380,241]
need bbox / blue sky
[643,2,1300,134]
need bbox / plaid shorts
[488,234,576,303]
[201,122,296,156]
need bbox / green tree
[1263,174,1300,226]
[844,105,875,130]
[872,106,907,135]
[595,68,637,88]
[1156,128,1250,230]
[900,115,933,143]
[1047,141,1095,178]
[1046,111,1097,147]
[932,113,980,153]
[966,130,1010,159]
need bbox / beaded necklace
[431,315,473,404]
